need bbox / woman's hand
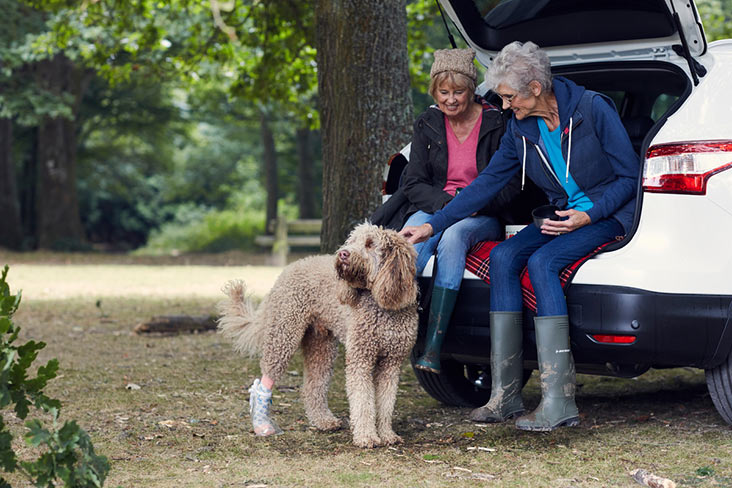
[541,209,591,236]
[399,223,434,244]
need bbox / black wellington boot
[414,286,459,374]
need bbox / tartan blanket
[464,239,618,313]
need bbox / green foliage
[0,0,74,124]
[137,196,265,255]
[0,266,110,487]
[697,0,732,41]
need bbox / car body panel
[572,169,732,294]
[651,44,732,144]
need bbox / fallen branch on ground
[630,469,677,488]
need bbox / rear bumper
[419,278,732,373]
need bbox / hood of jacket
[511,76,585,143]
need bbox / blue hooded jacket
[427,76,640,235]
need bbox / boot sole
[515,416,580,432]
[471,409,525,423]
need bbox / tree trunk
[296,127,317,219]
[0,119,24,250]
[260,108,279,234]
[315,0,413,252]
[34,54,88,249]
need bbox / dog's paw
[313,416,343,432]
[377,431,402,446]
[352,432,381,449]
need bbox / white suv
[396,0,732,425]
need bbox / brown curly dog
[218,223,418,448]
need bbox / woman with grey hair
[401,41,639,431]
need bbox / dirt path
[7,263,282,300]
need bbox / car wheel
[705,351,732,425]
[410,349,532,408]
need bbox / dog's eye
[365,237,374,249]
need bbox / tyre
[410,349,532,408]
[705,351,732,425]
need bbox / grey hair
[486,41,552,95]
[428,71,476,101]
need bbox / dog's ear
[336,279,361,307]
[372,233,418,311]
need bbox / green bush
[137,196,301,255]
[138,204,266,255]
[0,266,110,487]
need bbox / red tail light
[591,334,636,344]
[643,141,732,195]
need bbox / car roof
[440,0,707,67]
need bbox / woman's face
[435,80,472,119]
[495,82,537,120]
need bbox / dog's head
[334,222,418,311]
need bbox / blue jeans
[489,218,624,316]
[404,210,502,291]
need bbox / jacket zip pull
[566,116,573,183]
[521,136,527,190]
[534,144,563,188]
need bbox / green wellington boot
[515,315,580,431]
[414,286,459,374]
[469,311,525,422]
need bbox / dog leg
[345,351,380,448]
[253,315,310,437]
[301,328,343,431]
[373,357,404,446]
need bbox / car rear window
[452,0,678,50]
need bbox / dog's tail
[217,280,265,357]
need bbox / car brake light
[591,334,636,344]
[643,141,732,195]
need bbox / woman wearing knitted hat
[401,41,639,431]
[402,48,534,375]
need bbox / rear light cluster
[643,141,732,194]
[592,334,636,344]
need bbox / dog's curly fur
[218,223,419,447]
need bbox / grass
[1,253,732,487]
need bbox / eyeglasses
[498,92,518,104]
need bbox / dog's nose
[338,250,350,262]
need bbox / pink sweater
[443,114,481,196]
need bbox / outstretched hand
[399,223,433,244]
[541,209,591,236]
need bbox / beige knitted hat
[430,48,478,82]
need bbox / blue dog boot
[248,378,283,436]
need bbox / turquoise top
[537,118,593,211]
